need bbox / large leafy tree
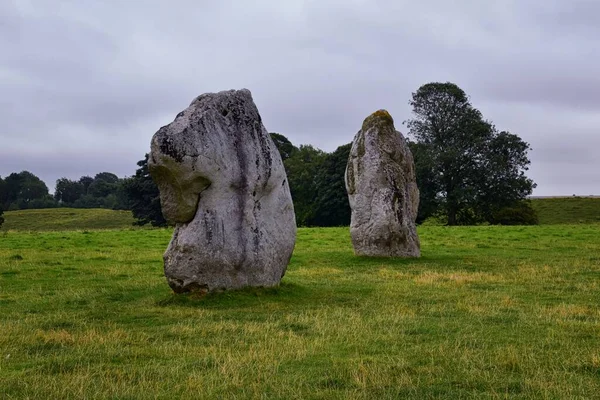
[406,82,536,225]
[122,154,167,227]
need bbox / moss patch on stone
[361,109,394,131]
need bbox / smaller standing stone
[345,110,420,257]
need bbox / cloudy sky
[1,0,598,196]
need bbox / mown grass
[531,197,600,225]
[0,208,136,231]
[1,225,599,398]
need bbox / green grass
[0,208,136,231]
[531,197,600,224]
[1,225,599,398]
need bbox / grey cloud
[1,0,599,196]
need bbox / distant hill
[530,197,600,224]
[2,198,599,231]
[0,208,137,231]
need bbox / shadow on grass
[155,280,376,312]
[155,282,311,308]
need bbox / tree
[283,145,326,226]
[79,176,94,195]
[0,177,4,226]
[408,141,441,224]
[122,154,167,227]
[1,171,54,209]
[405,82,536,225]
[55,178,84,205]
[0,176,7,215]
[88,172,120,198]
[312,143,352,227]
[270,132,298,161]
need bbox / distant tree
[55,178,84,205]
[311,143,352,226]
[405,82,536,225]
[283,145,326,226]
[1,171,54,209]
[88,172,120,198]
[0,176,5,227]
[123,154,167,226]
[0,176,6,213]
[2,173,23,209]
[72,195,105,209]
[79,176,94,195]
[270,133,298,161]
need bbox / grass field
[1,223,599,398]
[0,208,136,231]
[530,197,600,224]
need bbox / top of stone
[361,109,395,131]
[190,88,253,107]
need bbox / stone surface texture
[345,110,420,257]
[149,89,296,292]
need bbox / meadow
[0,209,599,398]
[0,208,135,231]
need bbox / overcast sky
[1,0,598,196]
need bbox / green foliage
[0,205,4,228]
[0,171,55,210]
[489,201,539,225]
[406,82,536,225]
[312,143,352,226]
[408,142,440,224]
[54,178,84,205]
[79,175,94,195]
[283,145,326,226]
[274,133,351,227]
[88,172,120,198]
[531,197,600,224]
[270,132,298,161]
[54,173,128,210]
[122,154,167,227]
[1,225,600,398]
[0,208,135,231]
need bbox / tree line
[122,83,537,227]
[0,82,537,230]
[0,171,130,212]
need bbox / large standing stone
[148,89,297,293]
[345,110,420,257]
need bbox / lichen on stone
[361,109,394,131]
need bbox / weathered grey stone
[148,89,297,293]
[345,110,420,257]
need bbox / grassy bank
[530,196,600,224]
[0,208,136,231]
[1,225,599,398]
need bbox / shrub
[491,201,539,225]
